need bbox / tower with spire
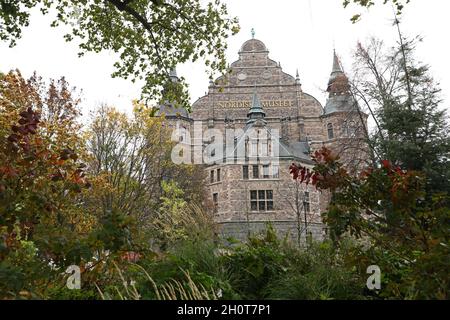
[322,51,368,171]
[246,90,267,126]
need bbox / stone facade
[159,38,368,242]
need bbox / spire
[324,50,355,115]
[327,50,349,95]
[332,50,343,74]
[246,89,266,125]
[251,28,255,39]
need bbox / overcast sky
[0,0,449,117]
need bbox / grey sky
[0,0,448,116]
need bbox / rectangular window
[210,170,214,183]
[250,190,258,211]
[252,165,259,179]
[213,193,218,213]
[263,164,270,178]
[251,142,257,156]
[217,168,221,182]
[243,165,249,179]
[272,165,279,178]
[250,190,274,212]
[303,191,310,213]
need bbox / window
[243,165,249,179]
[327,123,334,139]
[213,193,218,213]
[211,148,216,157]
[258,190,266,210]
[245,137,249,157]
[250,190,258,211]
[210,170,215,183]
[250,190,274,212]
[251,141,257,156]
[263,164,270,178]
[342,120,349,136]
[348,120,357,136]
[252,165,259,179]
[303,191,310,213]
[267,190,274,210]
[217,168,221,182]
[272,165,279,178]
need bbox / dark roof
[323,94,356,115]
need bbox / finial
[295,69,301,85]
[251,28,255,39]
[332,50,343,74]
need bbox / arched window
[327,123,334,139]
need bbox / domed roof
[239,38,268,53]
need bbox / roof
[324,94,356,115]
[156,102,189,118]
[239,38,268,53]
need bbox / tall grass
[95,262,217,300]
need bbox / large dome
[239,38,268,53]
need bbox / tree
[0,70,94,298]
[84,103,208,242]
[85,103,174,222]
[351,36,450,195]
[0,0,240,107]
[290,147,449,299]
[276,180,312,247]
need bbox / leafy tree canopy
[0,0,240,108]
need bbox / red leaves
[289,163,299,180]
[0,166,18,178]
[7,107,41,154]
[382,160,391,170]
[289,163,320,186]
[59,148,77,161]
[312,146,339,164]
[121,251,142,262]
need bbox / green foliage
[0,0,239,107]
[97,226,368,301]
[343,0,410,22]
[292,147,449,299]
[266,240,365,300]
[223,226,365,300]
